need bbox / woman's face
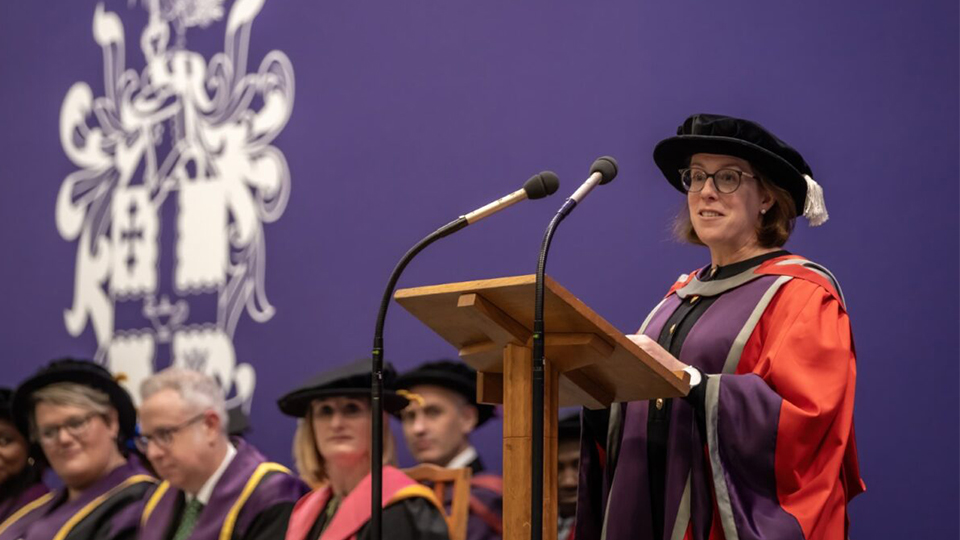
[686,153,771,255]
[0,419,29,485]
[33,402,120,490]
[311,396,372,466]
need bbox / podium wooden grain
[395,274,689,540]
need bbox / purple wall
[1,1,957,537]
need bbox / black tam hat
[394,360,496,427]
[653,113,828,225]
[0,388,15,425]
[12,358,137,442]
[277,358,409,417]
[558,412,581,442]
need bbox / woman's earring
[760,208,768,215]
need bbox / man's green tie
[172,498,204,540]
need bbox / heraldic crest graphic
[56,0,295,413]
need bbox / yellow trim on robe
[219,462,292,540]
[388,483,444,513]
[52,474,157,540]
[141,480,171,528]
[0,492,57,536]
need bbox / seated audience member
[136,367,308,540]
[278,359,449,540]
[1,359,155,540]
[0,387,47,525]
[396,361,503,540]
[557,413,580,540]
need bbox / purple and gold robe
[576,255,864,540]
[0,460,155,540]
[139,438,308,540]
[0,476,48,525]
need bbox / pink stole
[286,466,436,540]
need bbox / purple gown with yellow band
[0,460,155,540]
[138,438,308,540]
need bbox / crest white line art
[56,0,294,414]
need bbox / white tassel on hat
[802,174,829,226]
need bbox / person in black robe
[556,413,579,540]
[395,360,503,540]
[1,359,156,540]
[0,387,47,526]
[278,358,450,540]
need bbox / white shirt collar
[445,446,478,470]
[190,441,237,505]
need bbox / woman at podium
[278,359,450,540]
[576,114,865,540]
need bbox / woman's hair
[29,382,114,433]
[292,400,397,489]
[673,168,797,248]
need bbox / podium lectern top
[395,274,689,409]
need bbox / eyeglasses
[134,413,206,452]
[33,412,102,445]
[679,168,757,194]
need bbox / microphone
[530,156,616,540]
[463,171,559,223]
[431,172,560,239]
[558,156,618,217]
[369,168,559,540]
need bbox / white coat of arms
[56,0,295,414]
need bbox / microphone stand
[367,170,559,540]
[370,217,466,540]
[531,200,574,540]
[529,156,614,540]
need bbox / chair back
[403,464,472,540]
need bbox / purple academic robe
[0,460,155,540]
[0,481,49,526]
[139,438,308,540]
[464,475,503,540]
[576,257,863,540]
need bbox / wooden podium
[395,274,690,540]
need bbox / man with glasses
[137,368,307,540]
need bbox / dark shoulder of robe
[465,475,503,540]
[454,455,502,540]
[306,497,450,540]
[0,467,48,525]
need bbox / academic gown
[576,254,865,540]
[0,469,48,525]
[139,438,308,540]
[461,456,503,540]
[286,466,449,540]
[0,460,155,540]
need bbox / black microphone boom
[531,156,617,540]
[369,170,559,540]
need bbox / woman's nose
[698,176,720,199]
